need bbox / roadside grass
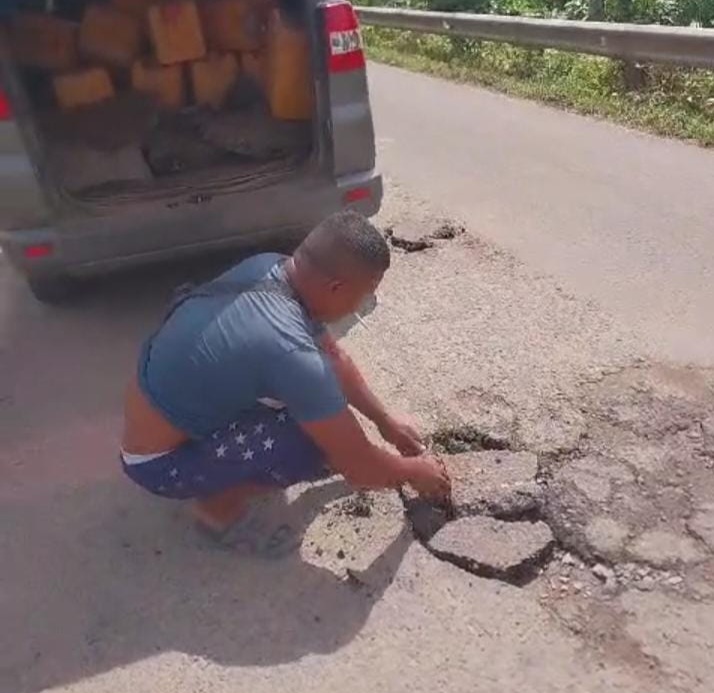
[363,27,714,147]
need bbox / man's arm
[320,333,424,456]
[319,333,389,427]
[264,343,447,495]
[300,408,449,497]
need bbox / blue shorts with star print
[121,406,331,499]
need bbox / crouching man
[121,211,450,534]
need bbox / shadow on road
[0,246,411,692]
[0,474,412,693]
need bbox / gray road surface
[2,64,714,693]
[370,63,714,366]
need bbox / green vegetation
[360,1,714,146]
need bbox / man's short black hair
[299,211,390,277]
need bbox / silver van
[0,0,381,302]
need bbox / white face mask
[327,293,378,340]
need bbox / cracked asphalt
[2,64,714,693]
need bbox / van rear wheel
[28,275,76,304]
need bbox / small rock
[621,564,635,579]
[637,575,656,591]
[561,553,576,566]
[667,575,684,586]
[592,564,615,582]
[585,517,629,559]
[573,581,584,592]
[687,426,702,440]
[336,549,346,560]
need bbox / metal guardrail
[355,7,714,69]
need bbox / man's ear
[328,279,344,294]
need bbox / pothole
[399,364,714,595]
[401,448,556,586]
[431,221,465,240]
[386,230,433,253]
[384,219,466,253]
[430,424,512,454]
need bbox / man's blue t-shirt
[138,253,346,438]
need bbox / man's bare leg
[191,484,275,533]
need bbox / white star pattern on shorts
[229,421,239,431]
[277,412,287,423]
[216,444,228,459]
[243,449,255,461]
[254,423,265,435]
[263,437,275,451]
[169,468,179,478]
[235,432,246,446]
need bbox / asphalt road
[1,63,713,693]
[370,63,714,366]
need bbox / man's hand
[378,415,425,457]
[301,409,449,494]
[405,456,452,501]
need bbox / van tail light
[343,186,371,204]
[324,1,366,74]
[0,87,12,121]
[23,243,54,260]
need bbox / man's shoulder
[216,254,321,351]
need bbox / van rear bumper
[0,171,382,280]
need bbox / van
[0,0,381,302]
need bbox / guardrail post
[622,59,647,90]
[588,0,605,21]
